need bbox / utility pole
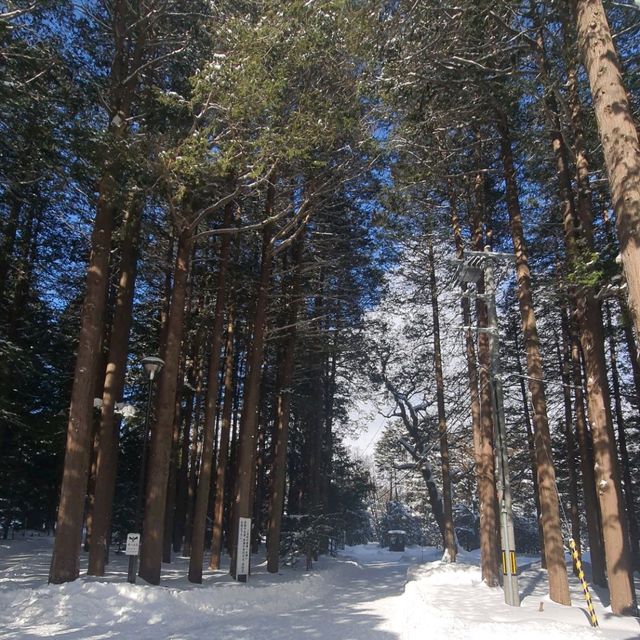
[454,247,520,607]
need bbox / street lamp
[141,356,164,381]
[127,355,164,584]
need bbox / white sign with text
[237,517,251,579]
[125,533,140,556]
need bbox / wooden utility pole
[454,249,520,607]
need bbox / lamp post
[127,356,164,584]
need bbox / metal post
[127,377,154,584]
[484,250,520,606]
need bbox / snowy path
[1,536,639,639]
[0,537,423,640]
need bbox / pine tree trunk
[84,412,102,553]
[168,278,206,562]
[553,11,636,606]
[573,1,640,380]
[558,8,615,589]
[574,292,636,610]
[561,5,595,249]
[618,301,640,407]
[88,196,142,576]
[49,171,116,584]
[286,419,303,517]
[427,234,456,561]
[449,178,498,586]
[557,330,582,560]
[230,184,275,577]
[225,367,242,557]
[139,223,193,585]
[304,282,326,525]
[252,418,267,553]
[467,175,500,587]
[158,236,175,357]
[497,115,570,605]
[209,306,236,570]
[183,361,205,558]
[533,31,583,567]
[605,303,640,568]
[172,373,192,553]
[566,311,608,586]
[48,0,149,581]
[163,380,184,562]
[267,240,304,572]
[512,320,546,567]
[320,345,337,552]
[189,198,235,582]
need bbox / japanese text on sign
[237,517,251,578]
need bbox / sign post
[126,533,141,583]
[236,517,251,582]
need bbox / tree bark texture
[189,197,235,582]
[427,234,456,561]
[182,360,205,558]
[49,171,116,584]
[566,312,608,586]
[49,0,149,583]
[605,303,640,568]
[497,115,570,605]
[230,184,275,577]
[88,196,142,576]
[557,331,582,560]
[467,176,500,587]
[618,300,640,407]
[267,239,304,573]
[173,374,194,553]
[139,224,193,585]
[209,306,236,570]
[163,377,184,562]
[512,320,546,567]
[573,1,640,375]
[575,291,636,611]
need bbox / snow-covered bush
[377,500,425,546]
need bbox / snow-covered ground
[1,535,639,639]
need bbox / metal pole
[484,250,520,606]
[127,376,154,584]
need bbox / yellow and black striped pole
[568,538,599,628]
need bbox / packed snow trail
[0,538,421,639]
[1,537,639,639]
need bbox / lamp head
[141,356,164,381]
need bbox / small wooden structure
[387,530,406,552]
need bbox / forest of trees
[0,0,638,618]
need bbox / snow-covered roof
[387,530,406,535]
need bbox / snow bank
[400,557,640,640]
[1,538,639,639]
